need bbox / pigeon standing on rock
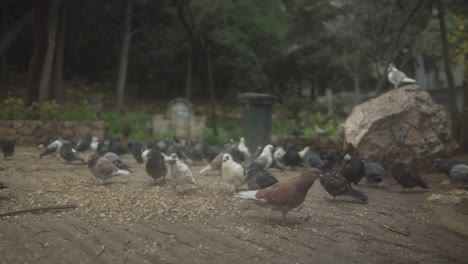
[60,142,86,163]
[319,163,368,203]
[40,139,63,158]
[103,152,132,171]
[339,154,365,185]
[237,137,251,160]
[388,159,428,191]
[87,152,130,184]
[221,153,245,193]
[387,62,416,89]
[253,145,274,170]
[236,168,321,225]
[363,157,387,185]
[245,162,278,190]
[169,153,197,192]
[0,138,15,160]
[145,149,167,184]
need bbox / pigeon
[0,138,15,160]
[448,164,468,186]
[103,152,132,171]
[363,157,387,185]
[388,159,429,191]
[90,137,100,151]
[186,141,205,161]
[272,146,287,171]
[87,152,130,183]
[221,153,246,193]
[168,153,197,192]
[37,132,57,148]
[129,141,144,163]
[434,158,467,176]
[224,142,244,163]
[107,137,127,155]
[319,163,368,203]
[339,154,365,185]
[145,148,167,183]
[60,142,86,163]
[141,148,151,163]
[253,145,274,170]
[245,162,278,190]
[387,62,416,89]
[0,182,7,189]
[300,146,324,169]
[283,144,303,169]
[253,146,263,160]
[236,168,321,225]
[199,152,224,175]
[74,132,92,152]
[237,137,251,160]
[40,139,63,158]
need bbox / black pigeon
[37,132,57,148]
[40,139,63,158]
[0,182,7,189]
[434,158,468,176]
[145,148,167,183]
[339,154,365,185]
[103,152,132,171]
[319,164,368,203]
[74,132,92,152]
[129,142,144,163]
[0,138,15,160]
[388,159,429,191]
[363,157,387,185]
[60,142,85,163]
[245,162,279,190]
[224,142,245,163]
[283,144,303,169]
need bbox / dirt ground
[1,147,467,264]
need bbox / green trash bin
[238,93,276,152]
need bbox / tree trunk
[437,0,458,139]
[38,0,61,102]
[203,47,218,135]
[0,8,33,57]
[52,1,66,102]
[1,5,8,98]
[115,0,132,115]
[460,80,468,151]
[185,44,192,100]
[27,0,49,105]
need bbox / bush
[0,95,26,120]
[101,112,152,138]
[199,127,228,145]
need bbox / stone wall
[0,120,106,146]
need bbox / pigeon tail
[112,169,130,176]
[235,190,265,202]
[346,187,368,202]
[199,164,213,174]
[402,77,416,84]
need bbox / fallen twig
[0,204,78,218]
[379,224,410,236]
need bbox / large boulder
[343,85,458,167]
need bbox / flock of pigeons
[1,132,467,225]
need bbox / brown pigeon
[235,168,321,225]
[199,151,224,175]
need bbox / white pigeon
[39,139,63,158]
[221,153,246,193]
[387,62,416,89]
[298,146,310,160]
[90,137,100,151]
[141,148,151,163]
[253,145,274,170]
[168,153,197,192]
[273,146,287,169]
[237,137,251,160]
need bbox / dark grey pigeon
[340,154,365,185]
[245,162,278,190]
[40,139,63,158]
[363,157,387,185]
[283,144,303,169]
[88,152,130,183]
[0,182,7,189]
[319,163,368,203]
[186,142,204,161]
[103,152,132,171]
[0,138,15,160]
[74,132,92,152]
[300,147,324,169]
[145,149,167,183]
[129,142,144,163]
[60,142,85,163]
[388,159,428,191]
[449,164,468,185]
[434,158,468,176]
[38,132,57,148]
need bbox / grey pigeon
[449,164,468,186]
[37,132,57,148]
[129,141,144,163]
[363,157,387,185]
[0,138,15,160]
[300,146,324,169]
[272,146,287,171]
[434,158,467,176]
[388,159,428,191]
[169,153,197,192]
[60,142,85,163]
[40,139,63,158]
[145,149,167,183]
[246,162,278,190]
[320,164,368,203]
[237,137,251,160]
[103,152,132,171]
[253,145,274,170]
[87,152,130,183]
[387,62,416,89]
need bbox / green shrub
[101,111,152,138]
[199,127,228,145]
[0,95,26,120]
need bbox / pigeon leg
[326,196,336,203]
[282,211,301,226]
[265,208,272,225]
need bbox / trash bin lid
[237,93,276,105]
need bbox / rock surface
[343,85,458,166]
